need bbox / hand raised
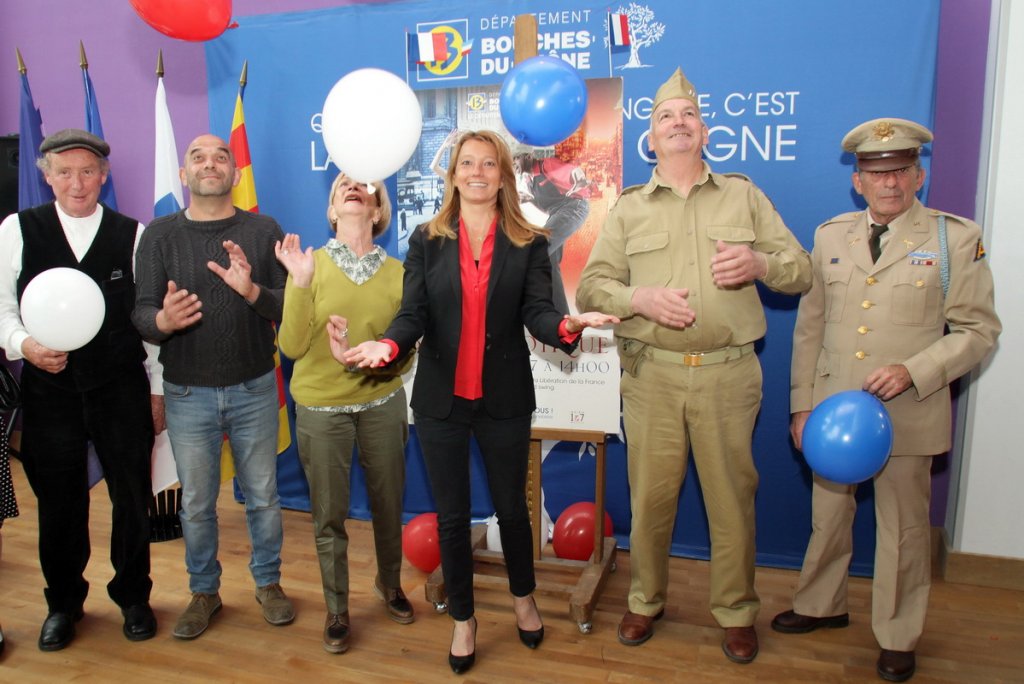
[155,280,202,333]
[275,233,315,288]
[208,240,258,302]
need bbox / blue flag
[82,68,118,210]
[18,72,53,210]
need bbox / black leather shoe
[38,608,84,652]
[771,609,850,634]
[122,603,157,641]
[877,649,915,682]
[448,616,477,675]
[516,595,544,649]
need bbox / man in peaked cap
[771,118,1000,682]
[0,128,163,650]
[577,68,811,663]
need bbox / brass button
[857,326,870,335]
[915,279,925,287]
[861,300,872,309]
[866,276,877,285]
[855,351,866,360]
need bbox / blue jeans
[164,370,283,594]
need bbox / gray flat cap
[39,128,110,158]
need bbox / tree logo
[608,3,665,70]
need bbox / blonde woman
[276,174,413,654]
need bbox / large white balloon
[20,268,105,352]
[321,68,423,183]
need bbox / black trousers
[21,365,154,613]
[414,397,535,621]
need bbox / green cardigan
[279,249,410,408]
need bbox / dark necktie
[869,223,889,263]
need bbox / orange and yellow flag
[220,71,291,481]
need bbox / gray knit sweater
[132,209,286,387]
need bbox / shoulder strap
[938,215,949,298]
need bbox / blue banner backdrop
[207,0,939,573]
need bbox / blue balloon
[802,390,894,485]
[499,56,587,146]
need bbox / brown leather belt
[647,342,755,367]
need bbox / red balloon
[552,502,614,561]
[402,512,441,573]
[129,0,233,42]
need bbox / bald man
[133,135,292,640]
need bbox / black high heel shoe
[448,616,477,675]
[516,595,544,649]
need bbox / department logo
[411,19,472,83]
[466,93,487,111]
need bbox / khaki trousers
[793,455,932,651]
[295,390,409,615]
[622,351,762,627]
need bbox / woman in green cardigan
[275,174,413,655]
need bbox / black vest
[17,203,146,392]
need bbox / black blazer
[386,222,578,420]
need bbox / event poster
[397,79,624,432]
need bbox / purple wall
[932,0,992,220]
[1,0,992,526]
[0,0,391,225]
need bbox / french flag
[610,13,631,47]
[412,31,448,63]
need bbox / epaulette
[819,209,860,228]
[925,207,971,229]
[619,183,646,196]
[721,171,752,182]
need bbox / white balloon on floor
[321,68,423,184]
[20,267,105,352]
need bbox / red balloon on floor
[402,512,441,573]
[552,502,613,561]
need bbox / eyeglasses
[860,165,918,180]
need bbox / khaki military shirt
[577,163,811,352]
[790,199,1000,455]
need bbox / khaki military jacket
[791,199,1000,456]
[577,163,811,353]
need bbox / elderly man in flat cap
[577,68,811,663]
[0,129,162,650]
[772,118,1000,682]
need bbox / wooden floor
[1,458,1022,683]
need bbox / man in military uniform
[771,118,1000,682]
[576,67,812,664]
